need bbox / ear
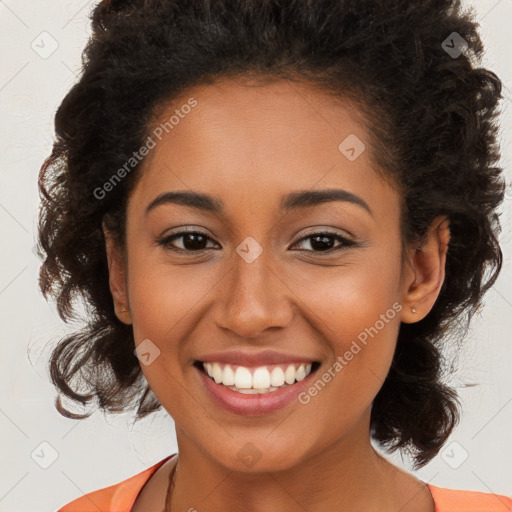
[400,215,450,324]
[103,221,132,325]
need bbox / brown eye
[158,230,220,252]
[292,232,356,253]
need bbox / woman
[38,0,511,510]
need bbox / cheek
[128,260,218,342]
[126,262,204,414]
[297,280,401,433]
[284,250,402,339]
[285,257,402,394]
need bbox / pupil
[184,233,206,250]
[311,235,333,251]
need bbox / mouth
[193,360,322,394]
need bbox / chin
[204,438,309,474]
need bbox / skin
[104,76,450,512]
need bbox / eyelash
[156,228,356,254]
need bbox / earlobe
[103,222,132,324]
[401,215,450,324]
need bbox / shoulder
[57,454,176,512]
[427,484,512,512]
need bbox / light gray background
[0,1,511,511]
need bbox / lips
[193,355,321,416]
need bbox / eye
[291,231,356,253]
[157,229,220,252]
[157,229,357,254]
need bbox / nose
[213,251,294,339]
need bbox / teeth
[234,366,252,389]
[231,387,280,394]
[252,367,271,388]
[222,365,235,386]
[295,364,306,381]
[202,361,314,392]
[270,367,285,387]
[212,363,223,384]
[284,365,296,385]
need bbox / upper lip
[195,349,319,367]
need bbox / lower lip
[195,364,318,416]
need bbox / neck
[167,411,413,512]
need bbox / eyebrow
[145,188,373,217]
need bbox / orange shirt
[58,454,512,512]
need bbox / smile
[201,362,316,393]
[194,360,321,416]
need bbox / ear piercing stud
[411,306,417,314]
[119,307,132,325]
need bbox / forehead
[156,76,368,159]
[130,77,400,221]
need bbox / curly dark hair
[37,0,505,469]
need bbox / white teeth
[222,365,235,386]
[252,367,271,388]
[295,364,306,382]
[202,361,315,392]
[234,366,253,389]
[212,363,223,384]
[284,364,296,385]
[270,367,285,387]
[236,388,259,394]
[227,385,281,394]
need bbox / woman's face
[107,77,441,472]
